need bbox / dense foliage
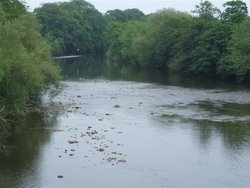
[34,0,106,56]
[105,0,250,83]
[0,0,60,118]
[104,8,145,22]
[30,0,250,83]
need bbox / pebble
[97,148,105,152]
[118,159,127,163]
[68,140,78,144]
[114,105,121,108]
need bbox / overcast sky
[24,0,249,14]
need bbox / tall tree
[105,8,145,23]
[0,0,26,20]
[0,0,59,116]
[35,0,105,56]
[192,0,221,20]
[222,0,248,23]
[218,17,250,82]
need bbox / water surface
[1,57,250,187]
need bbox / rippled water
[1,57,250,187]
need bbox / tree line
[35,0,250,83]
[105,0,250,83]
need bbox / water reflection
[194,120,250,150]
[57,56,106,80]
[57,56,250,90]
[0,111,58,188]
[158,100,250,151]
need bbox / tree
[105,20,146,67]
[0,0,26,20]
[183,21,231,77]
[0,0,60,116]
[35,0,106,56]
[221,0,248,23]
[137,9,193,69]
[192,0,221,20]
[104,8,145,23]
[217,17,250,82]
[124,9,145,21]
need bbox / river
[1,57,250,187]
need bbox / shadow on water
[158,100,250,151]
[56,56,250,90]
[0,110,58,187]
[193,101,250,151]
[194,120,250,151]
[56,56,166,83]
[56,56,105,80]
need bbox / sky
[24,0,249,14]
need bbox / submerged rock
[107,157,117,162]
[118,159,126,163]
[86,130,98,136]
[68,140,78,144]
[97,148,105,152]
[114,105,121,108]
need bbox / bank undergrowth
[0,0,60,152]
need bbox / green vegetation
[104,8,145,22]
[104,0,250,83]
[32,0,250,83]
[1,0,250,128]
[0,0,60,119]
[34,0,106,56]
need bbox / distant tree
[106,20,146,66]
[0,0,26,20]
[218,17,250,82]
[139,9,193,69]
[176,20,231,78]
[192,0,221,20]
[105,9,127,22]
[123,9,145,21]
[221,0,248,23]
[35,0,106,56]
[105,8,145,22]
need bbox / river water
[1,57,250,187]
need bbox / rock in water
[114,105,120,108]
